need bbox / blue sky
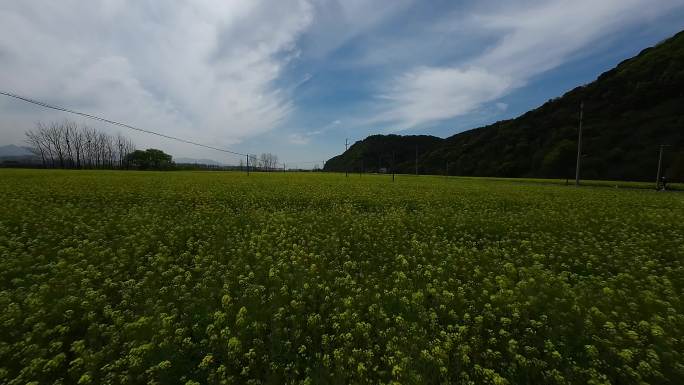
[1,1,684,167]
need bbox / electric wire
[0,91,331,169]
[1,91,248,157]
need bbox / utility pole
[246,155,250,176]
[392,151,395,182]
[445,161,449,178]
[345,138,349,177]
[415,145,418,176]
[575,101,584,186]
[655,145,671,190]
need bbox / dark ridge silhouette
[325,30,684,181]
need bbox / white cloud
[2,0,682,153]
[374,67,515,130]
[471,0,681,77]
[288,119,341,145]
[301,0,414,59]
[0,1,313,155]
[288,133,310,145]
[375,0,684,130]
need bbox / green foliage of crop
[1,169,683,385]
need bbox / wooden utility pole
[575,101,584,186]
[392,151,395,182]
[246,155,250,176]
[655,145,671,190]
[415,145,418,176]
[345,138,349,177]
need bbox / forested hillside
[324,135,443,173]
[325,30,684,180]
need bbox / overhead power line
[0,91,248,157]
[1,91,331,170]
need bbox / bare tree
[258,153,278,171]
[72,126,84,168]
[83,126,98,168]
[248,154,258,171]
[100,132,115,168]
[45,122,65,167]
[116,134,126,168]
[63,120,76,168]
[24,120,137,169]
[26,129,48,167]
[259,153,268,170]
[269,153,277,170]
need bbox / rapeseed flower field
[0,169,682,384]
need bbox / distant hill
[0,145,39,167]
[325,30,684,181]
[175,157,226,166]
[0,144,33,157]
[324,135,443,173]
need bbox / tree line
[239,153,280,171]
[23,120,283,172]
[24,120,178,170]
[26,120,286,171]
[25,120,136,169]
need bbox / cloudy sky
[1,0,683,167]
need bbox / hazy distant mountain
[175,157,227,166]
[0,144,40,166]
[325,30,684,181]
[0,145,33,157]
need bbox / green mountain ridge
[324,30,684,181]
